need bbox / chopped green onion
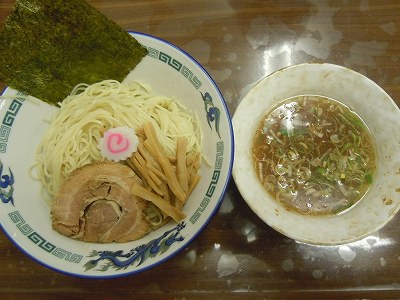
[365,173,373,184]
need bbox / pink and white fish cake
[99,126,139,161]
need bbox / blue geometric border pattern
[3,98,24,126]
[8,211,83,263]
[28,231,56,253]
[181,66,202,89]
[52,247,83,263]
[8,210,32,234]
[159,52,182,71]
[144,46,202,90]
[214,140,224,170]
[146,47,159,59]
[0,125,11,144]
[189,141,224,224]
[0,91,26,153]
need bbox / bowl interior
[0,32,233,277]
[233,63,400,245]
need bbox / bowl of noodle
[0,32,234,278]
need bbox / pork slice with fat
[51,161,152,243]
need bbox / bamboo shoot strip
[187,174,201,202]
[132,155,164,196]
[143,122,187,202]
[160,180,171,204]
[172,194,182,210]
[138,143,160,169]
[137,143,167,181]
[146,162,167,182]
[134,151,162,186]
[176,137,189,193]
[131,184,185,222]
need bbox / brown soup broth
[252,95,376,215]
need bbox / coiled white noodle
[33,80,202,201]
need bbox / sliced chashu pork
[51,161,151,243]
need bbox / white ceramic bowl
[233,63,400,245]
[0,32,234,278]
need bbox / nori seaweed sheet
[0,0,147,105]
